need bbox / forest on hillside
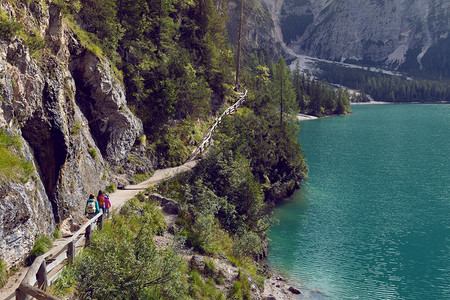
[318,62,450,102]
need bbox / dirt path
[0,160,198,299]
[109,160,198,212]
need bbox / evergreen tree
[269,57,297,124]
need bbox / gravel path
[110,160,198,212]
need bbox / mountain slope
[276,0,449,78]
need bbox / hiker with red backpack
[85,193,99,218]
[97,190,105,214]
[103,192,111,218]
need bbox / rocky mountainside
[0,2,144,267]
[277,0,449,76]
[226,0,281,61]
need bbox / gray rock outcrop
[0,1,142,267]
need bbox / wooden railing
[187,88,248,162]
[15,212,104,300]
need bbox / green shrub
[0,259,7,289]
[70,122,81,135]
[23,31,46,54]
[130,172,152,184]
[0,11,22,41]
[53,228,62,239]
[27,234,53,265]
[105,183,116,193]
[74,214,186,299]
[139,134,147,145]
[87,147,97,159]
[230,269,252,300]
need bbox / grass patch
[0,10,23,41]
[49,265,77,298]
[65,17,124,84]
[230,269,252,300]
[0,259,7,289]
[87,147,97,159]
[105,183,116,193]
[129,172,153,185]
[188,270,225,300]
[27,234,53,265]
[0,129,34,183]
[53,228,62,239]
[70,122,81,135]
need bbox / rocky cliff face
[0,1,142,267]
[277,0,449,71]
[227,0,281,61]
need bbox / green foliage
[155,119,211,167]
[105,183,117,193]
[120,197,167,236]
[177,181,226,254]
[230,269,252,300]
[0,129,34,183]
[291,62,351,116]
[0,11,23,41]
[53,228,62,239]
[70,122,82,135]
[27,234,53,265]
[188,270,225,300]
[158,101,307,263]
[269,56,297,124]
[114,0,233,163]
[65,18,104,59]
[74,214,186,299]
[22,30,46,54]
[50,265,77,297]
[87,147,97,159]
[318,62,450,102]
[0,259,7,289]
[138,134,147,146]
[77,0,124,59]
[130,172,153,185]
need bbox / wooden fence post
[67,240,75,265]
[37,260,47,290]
[15,287,30,300]
[97,213,104,231]
[85,223,92,247]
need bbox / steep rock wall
[278,0,449,69]
[0,1,142,267]
[227,0,281,61]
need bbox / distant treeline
[318,62,450,102]
[243,52,351,117]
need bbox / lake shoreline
[351,100,450,105]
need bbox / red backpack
[97,195,104,207]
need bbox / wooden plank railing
[15,212,104,300]
[187,88,248,162]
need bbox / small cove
[268,104,450,299]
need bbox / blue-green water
[268,104,450,300]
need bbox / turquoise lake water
[268,104,450,300]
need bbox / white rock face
[278,0,450,69]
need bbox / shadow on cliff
[21,83,68,223]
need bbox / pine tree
[269,57,297,124]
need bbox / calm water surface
[268,104,450,300]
